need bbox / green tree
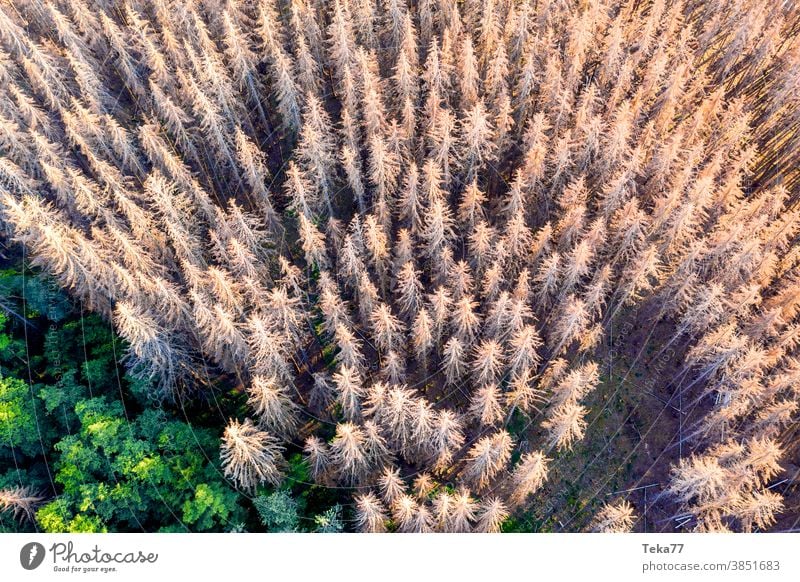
[0,376,49,460]
[254,490,299,532]
[1,266,247,532]
[314,504,344,533]
[37,399,245,532]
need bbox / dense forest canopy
[0,0,799,532]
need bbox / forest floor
[535,304,800,533]
[516,306,699,532]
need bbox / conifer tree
[474,497,509,533]
[354,492,388,533]
[590,500,637,533]
[461,430,513,490]
[221,419,285,492]
[247,375,300,437]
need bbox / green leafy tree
[36,400,245,532]
[254,490,299,532]
[1,266,247,532]
[0,376,50,459]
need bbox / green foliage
[0,268,71,324]
[0,312,8,351]
[283,452,311,489]
[314,504,344,533]
[183,483,239,531]
[0,264,352,532]
[254,490,300,532]
[36,498,108,533]
[253,485,346,533]
[36,399,244,532]
[0,375,50,459]
[0,265,246,532]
